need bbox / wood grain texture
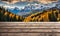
[0,22,60,36]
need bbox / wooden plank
[0,22,60,32]
[0,22,60,28]
[0,33,60,36]
[0,22,60,36]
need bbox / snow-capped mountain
[0,1,59,16]
[17,3,57,16]
[4,2,57,16]
[8,7,20,14]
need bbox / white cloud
[1,0,19,4]
[40,0,58,4]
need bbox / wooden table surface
[0,22,60,36]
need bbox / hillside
[24,7,60,22]
[0,7,24,22]
[0,6,60,22]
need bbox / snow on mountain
[8,7,20,14]
[0,1,59,16]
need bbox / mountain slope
[24,7,60,22]
[0,7,24,22]
[0,6,60,22]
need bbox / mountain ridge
[24,7,60,22]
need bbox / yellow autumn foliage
[9,13,13,18]
[16,15,19,20]
[24,8,60,22]
[4,12,8,16]
[12,14,15,18]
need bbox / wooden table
[0,22,60,36]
